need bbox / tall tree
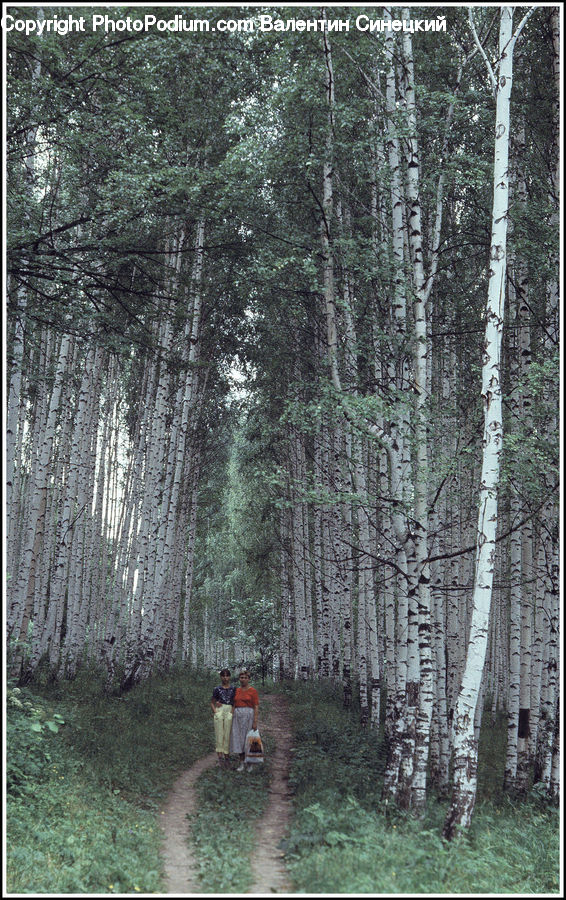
[444,5,536,840]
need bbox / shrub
[6,686,65,796]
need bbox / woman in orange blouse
[229,669,259,771]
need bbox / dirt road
[159,691,293,894]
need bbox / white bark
[290,431,311,679]
[181,463,200,663]
[444,6,521,839]
[429,508,450,795]
[149,222,204,668]
[313,428,326,676]
[504,276,522,789]
[505,497,522,788]
[9,332,73,668]
[6,14,43,552]
[515,515,533,791]
[381,9,409,800]
[59,345,104,677]
[400,11,434,812]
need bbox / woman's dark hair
[219,668,231,677]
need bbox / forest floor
[159,692,294,894]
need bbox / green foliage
[6,685,65,797]
[285,793,559,894]
[6,13,560,894]
[6,668,213,894]
[6,769,161,895]
[48,666,213,799]
[6,671,560,895]
[501,353,559,506]
[192,412,282,670]
[282,682,560,895]
[230,596,280,682]
[280,680,386,807]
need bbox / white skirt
[229,707,254,753]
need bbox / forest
[5,1,560,873]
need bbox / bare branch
[468,8,497,93]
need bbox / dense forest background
[6,4,560,838]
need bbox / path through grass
[6,668,212,894]
[6,672,560,895]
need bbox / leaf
[325,830,359,846]
[30,722,42,733]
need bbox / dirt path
[159,750,218,893]
[159,691,294,895]
[248,693,293,894]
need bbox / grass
[6,760,161,894]
[190,737,272,892]
[6,672,560,895]
[281,680,560,895]
[6,666,214,894]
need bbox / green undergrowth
[6,667,213,894]
[281,680,560,895]
[6,674,560,895]
[190,729,272,892]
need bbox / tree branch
[468,8,497,93]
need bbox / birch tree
[444,6,536,840]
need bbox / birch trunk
[337,198,379,719]
[6,14,44,563]
[59,345,104,677]
[534,509,559,790]
[444,6,523,838]
[381,8,413,802]
[290,431,311,679]
[9,332,73,673]
[279,510,292,679]
[504,276,522,790]
[320,25,345,686]
[313,429,327,678]
[400,11,434,811]
[181,462,200,663]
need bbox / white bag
[244,728,264,764]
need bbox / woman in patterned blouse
[210,668,236,767]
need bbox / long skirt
[229,707,254,754]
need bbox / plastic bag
[244,728,264,764]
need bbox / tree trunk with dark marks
[444,5,534,840]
